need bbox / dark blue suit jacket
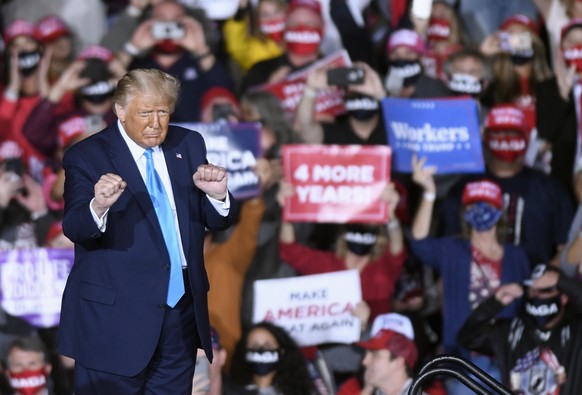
[57,123,236,376]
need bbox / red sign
[282,145,392,223]
[258,50,351,118]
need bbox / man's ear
[115,103,126,123]
[45,363,52,376]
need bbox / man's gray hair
[113,68,181,113]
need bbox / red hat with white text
[3,19,35,46]
[387,29,425,55]
[484,105,529,137]
[462,180,503,209]
[500,14,538,34]
[287,0,322,18]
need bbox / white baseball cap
[370,313,415,340]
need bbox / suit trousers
[74,270,198,395]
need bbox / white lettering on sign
[205,136,229,151]
[292,164,375,183]
[207,150,256,171]
[295,185,373,205]
[263,302,355,320]
[312,165,374,183]
[391,122,470,143]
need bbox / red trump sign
[282,145,392,223]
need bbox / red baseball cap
[287,0,322,19]
[201,87,238,112]
[34,15,70,43]
[561,18,582,42]
[485,105,529,137]
[500,14,538,34]
[0,140,23,162]
[357,329,418,369]
[3,19,35,46]
[58,116,87,149]
[78,45,114,63]
[462,180,503,209]
[387,29,425,55]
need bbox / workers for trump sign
[282,144,391,223]
[253,270,362,346]
[0,248,74,328]
[382,97,484,174]
[178,122,261,199]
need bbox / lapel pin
[176,153,182,159]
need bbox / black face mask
[81,81,114,105]
[448,73,483,97]
[18,50,41,77]
[511,54,533,66]
[345,231,377,256]
[525,295,562,329]
[245,349,279,376]
[388,60,423,87]
[345,96,379,121]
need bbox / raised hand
[193,164,227,201]
[411,154,436,193]
[179,16,209,56]
[275,180,294,207]
[380,182,400,219]
[350,301,371,329]
[37,46,53,98]
[130,19,157,52]
[48,61,91,102]
[92,173,127,217]
[0,171,24,208]
[14,174,47,215]
[556,58,577,101]
[494,283,524,306]
[348,62,387,100]
[6,48,22,96]
[305,66,329,90]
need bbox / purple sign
[177,122,262,199]
[0,248,74,328]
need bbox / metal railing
[408,355,515,395]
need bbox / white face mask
[448,73,482,95]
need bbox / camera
[151,21,185,40]
[212,103,235,122]
[499,32,533,56]
[327,67,365,86]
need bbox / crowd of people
[1,0,582,393]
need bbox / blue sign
[177,122,262,199]
[381,97,484,174]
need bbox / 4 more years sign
[282,144,392,223]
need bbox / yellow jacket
[223,16,284,72]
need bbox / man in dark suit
[57,68,237,394]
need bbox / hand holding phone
[327,67,365,86]
[151,21,185,40]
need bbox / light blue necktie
[144,148,185,307]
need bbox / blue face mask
[463,201,502,231]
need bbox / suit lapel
[162,133,191,259]
[107,124,166,244]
